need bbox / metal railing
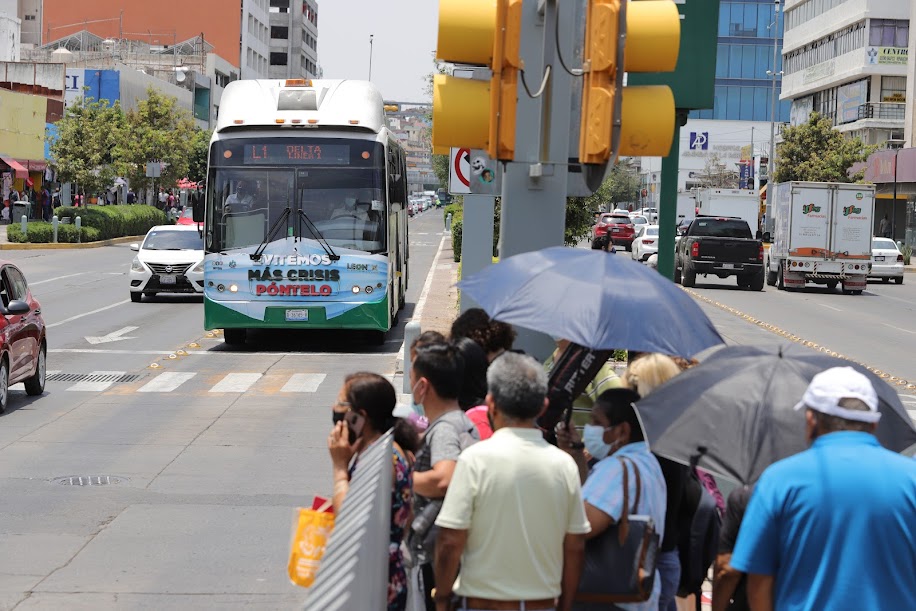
[857,103,906,121]
[303,430,392,610]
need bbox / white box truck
[676,192,696,223]
[695,188,760,233]
[766,182,874,294]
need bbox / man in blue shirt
[730,367,916,611]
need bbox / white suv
[129,225,205,302]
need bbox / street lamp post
[766,0,782,185]
[368,34,374,81]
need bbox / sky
[317,1,439,103]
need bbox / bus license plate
[159,275,176,285]
[286,309,309,322]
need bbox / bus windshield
[206,138,387,254]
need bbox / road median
[0,235,147,250]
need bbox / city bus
[195,79,409,346]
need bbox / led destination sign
[243,143,351,165]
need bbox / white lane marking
[85,326,138,345]
[280,373,326,393]
[67,371,126,392]
[397,234,448,366]
[138,372,197,393]
[46,300,130,329]
[414,236,447,322]
[209,373,262,393]
[51,349,176,355]
[882,323,916,335]
[30,272,92,286]
[818,303,842,312]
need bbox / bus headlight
[229,284,238,293]
[351,285,361,294]
[131,257,145,272]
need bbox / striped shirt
[582,441,667,611]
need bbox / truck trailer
[694,188,760,234]
[766,182,874,294]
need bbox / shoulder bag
[575,456,660,604]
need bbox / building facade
[904,0,916,147]
[38,0,317,80]
[640,1,790,206]
[16,0,40,47]
[0,0,20,62]
[781,0,910,147]
[267,0,319,80]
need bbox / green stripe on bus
[204,297,389,331]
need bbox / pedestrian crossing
[34,370,333,395]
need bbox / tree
[774,112,876,183]
[605,161,640,205]
[697,153,739,188]
[120,87,197,193]
[564,162,637,246]
[48,97,126,196]
[186,128,212,185]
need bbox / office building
[640,1,790,204]
[268,0,319,79]
[781,0,909,148]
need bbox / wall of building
[639,119,776,205]
[0,88,48,161]
[16,0,40,46]
[43,0,241,70]
[206,54,239,125]
[0,12,19,61]
[905,0,916,147]
[242,0,270,79]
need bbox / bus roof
[216,79,387,134]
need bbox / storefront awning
[0,156,28,180]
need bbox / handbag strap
[614,456,643,546]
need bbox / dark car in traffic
[0,262,47,411]
[675,216,764,290]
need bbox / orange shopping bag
[288,497,335,587]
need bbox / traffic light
[579,0,680,180]
[432,0,521,160]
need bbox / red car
[176,208,202,227]
[592,214,636,251]
[0,262,47,411]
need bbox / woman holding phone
[328,372,419,611]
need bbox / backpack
[677,470,722,599]
[407,414,478,564]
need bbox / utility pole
[368,34,374,81]
[767,0,782,185]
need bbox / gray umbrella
[634,343,916,485]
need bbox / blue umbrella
[458,247,723,357]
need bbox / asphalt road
[0,209,446,610]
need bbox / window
[270,52,288,66]
[24,14,35,21]
[869,19,909,48]
[271,26,289,39]
[881,76,906,103]
[270,0,290,13]
[785,0,850,32]
[783,21,866,75]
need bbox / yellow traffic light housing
[432,0,521,160]
[579,0,680,170]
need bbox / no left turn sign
[449,147,471,194]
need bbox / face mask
[411,381,425,415]
[332,411,346,425]
[583,425,612,460]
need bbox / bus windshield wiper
[250,207,291,261]
[297,209,340,261]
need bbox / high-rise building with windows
[781,0,909,147]
[639,1,789,207]
[267,0,319,80]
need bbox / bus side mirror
[192,205,204,223]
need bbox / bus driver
[224,179,256,214]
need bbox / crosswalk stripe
[138,372,197,393]
[209,373,262,393]
[280,373,326,393]
[67,371,126,392]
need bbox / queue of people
[325,309,916,611]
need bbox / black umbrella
[634,343,916,485]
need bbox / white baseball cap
[793,366,881,423]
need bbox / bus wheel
[224,328,247,346]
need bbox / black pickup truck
[675,216,765,291]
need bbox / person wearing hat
[729,367,916,611]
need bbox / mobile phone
[345,411,366,443]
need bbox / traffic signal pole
[459,194,496,313]
[657,110,688,280]
[497,0,575,358]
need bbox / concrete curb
[0,235,146,250]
